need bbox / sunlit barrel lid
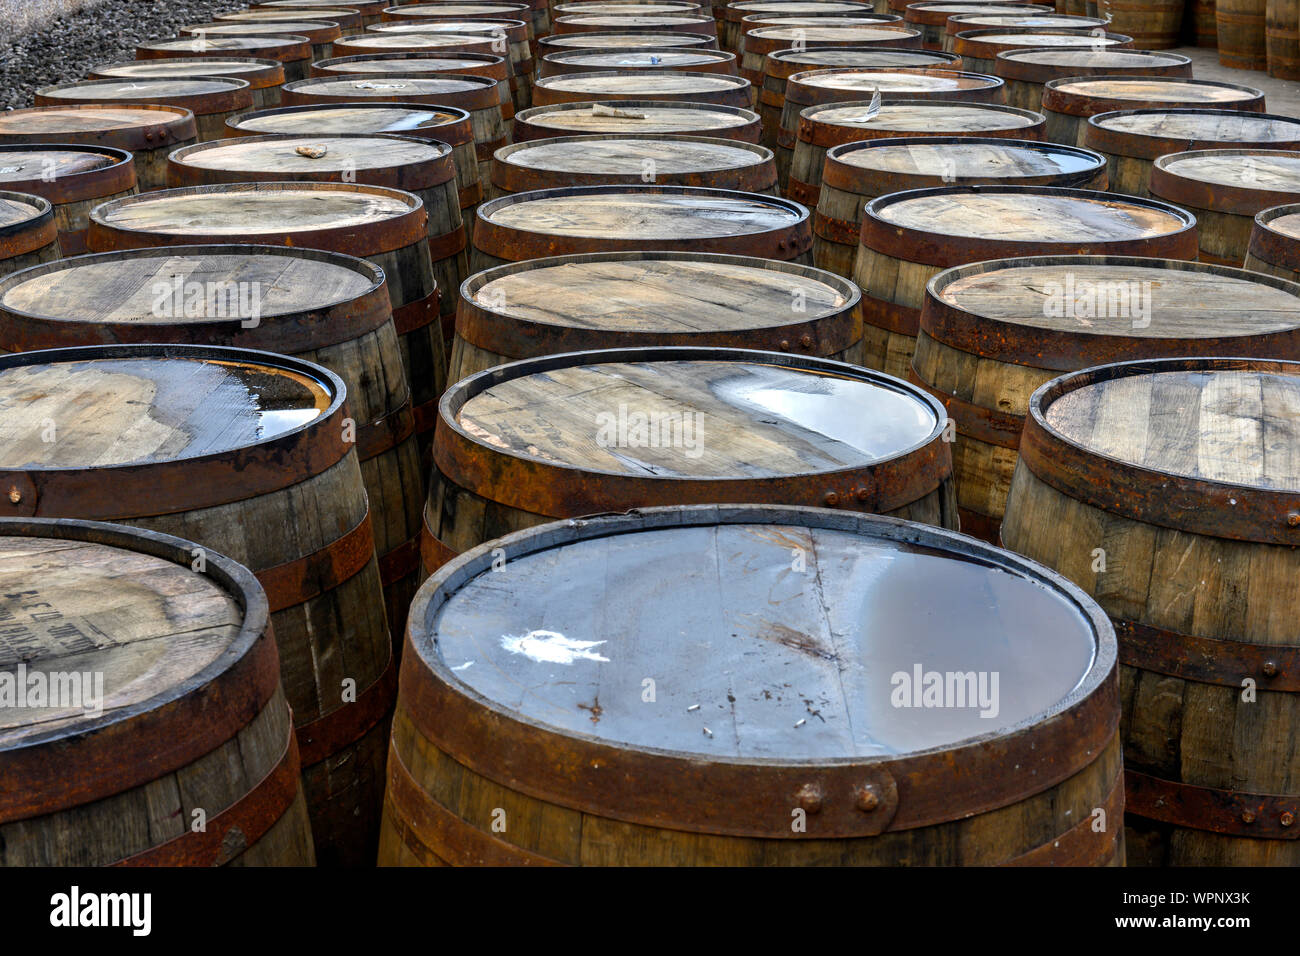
[226,102,467,135]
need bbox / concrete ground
[1175,46,1300,118]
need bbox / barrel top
[794,68,998,91]
[92,58,282,78]
[519,101,754,132]
[0,106,193,134]
[0,249,378,324]
[139,35,311,52]
[0,355,332,468]
[232,103,464,133]
[501,137,765,174]
[950,12,1102,25]
[222,5,361,14]
[543,31,711,46]
[874,188,1190,241]
[910,2,1051,11]
[37,77,249,100]
[537,71,747,93]
[1093,110,1300,143]
[423,506,1101,757]
[550,50,730,67]
[751,23,916,39]
[1041,364,1300,491]
[962,30,1123,45]
[0,148,123,181]
[472,254,853,330]
[338,32,492,48]
[1155,150,1300,192]
[94,184,416,235]
[1049,76,1263,103]
[560,1,701,10]
[1001,48,1188,67]
[1262,207,1300,240]
[812,100,1038,131]
[733,0,869,9]
[0,531,245,745]
[0,194,49,229]
[741,13,892,24]
[184,19,338,31]
[482,188,801,238]
[838,139,1098,177]
[555,13,713,23]
[287,74,494,94]
[319,54,500,71]
[172,134,450,173]
[773,48,956,67]
[933,257,1300,339]
[368,19,527,35]
[394,2,529,10]
[455,356,939,476]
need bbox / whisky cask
[553,12,721,33]
[86,181,447,446]
[0,517,315,866]
[1042,76,1267,146]
[1001,356,1300,866]
[893,0,1042,10]
[217,7,366,34]
[490,135,776,197]
[814,137,1106,277]
[0,193,58,280]
[330,28,505,61]
[134,34,314,83]
[760,45,959,152]
[280,74,507,184]
[450,250,862,381]
[425,347,958,575]
[471,184,811,270]
[1194,0,1219,44]
[513,98,763,141]
[915,256,1300,541]
[0,244,424,644]
[854,185,1198,377]
[1218,0,1268,68]
[790,98,1044,196]
[905,1,1054,48]
[1086,109,1300,197]
[226,102,483,212]
[1149,149,1300,265]
[383,0,534,23]
[722,0,873,51]
[736,14,908,85]
[994,47,1193,111]
[1267,0,1300,77]
[1246,202,1300,279]
[533,70,752,107]
[740,22,923,99]
[0,147,134,257]
[261,0,389,24]
[91,57,286,110]
[1090,0,1184,47]
[943,12,1109,50]
[384,502,1119,866]
[366,19,536,108]
[180,20,343,62]
[953,29,1133,74]
[538,30,718,55]
[0,345,391,866]
[782,69,1009,201]
[557,1,703,15]
[0,106,194,192]
[34,78,253,142]
[309,51,515,120]
[539,47,739,76]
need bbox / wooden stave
[0,146,135,257]
[538,47,740,76]
[34,78,255,143]
[914,254,1300,541]
[259,0,390,24]
[993,47,1194,112]
[1090,0,1184,49]
[531,69,753,108]
[1218,0,1268,69]
[308,51,516,119]
[1266,0,1300,78]
[1001,356,1300,864]
[510,98,764,142]
[0,516,316,867]
[812,136,1108,278]
[1245,202,1300,280]
[739,24,926,98]
[89,57,287,110]
[952,29,1135,75]
[0,343,393,867]
[0,191,60,280]
[135,35,315,83]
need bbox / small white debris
[686,703,700,712]
[794,718,806,728]
[702,726,713,738]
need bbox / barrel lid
[368,18,525,33]
[732,0,870,10]
[138,35,313,54]
[271,0,384,8]
[948,12,1105,26]
[925,255,1300,369]
[790,67,1001,93]
[559,1,702,11]
[36,77,251,105]
[740,13,897,24]
[808,99,1040,132]
[336,32,496,50]
[546,49,733,68]
[1256,203,1300,241]
[750,23,918,40]
[541,31,714,47]
[0,106,197,149]
[957,29,1129,47]
[0,193,52,231]
[1150,149,1300,214]
[285,74,496,96]
[91,58,284,80]
[1000,47,1189,67]
[555,13,715,24]
[316,53,503,72]
[181,19,342,36]
[170,133,452,176]
[771,47,958,66]
[907,1,1053,14]
[831,137,1102,179]
[1087,109,1300,158]
[536,71,748,94]
[498,135,768,175]
[1045,76,1265,109]
[517,100,757,134]
[1021,357,1300,543]
[0,146,127,181]
[413,505,1109,796]
[218,8,361,26]
[229,102,465,135]
[391,1,530,11]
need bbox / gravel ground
[0,0,248,108]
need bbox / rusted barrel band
[812,208,860,246]
[475,135,509,162]
[777,126,796,149]
[355,399,416,463]
[0,208,57,259]
[862,294,920,337]
[759,88,783,109]
[386,740,562,866]
[1125,770,1300,839]
[257,509,377,613]
[459,180,484,208]
[114,720,301,867]
[420,523,460,576]
[392,290,441,336]
[906,369,1023,449]
[297,651,397,767]
[1004,769,1124,866]
[379,536,420,586]
[787,176,818,205]
[1150,161,1284,218]
[428,222,469,261]
[0,627,280,826]
[1116,618,1300,691]
[3,152,136,204]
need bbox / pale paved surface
[1176,46,1300,119]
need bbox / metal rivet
[1242,810,1256,825]
[856,487,870,502]
[1282,812,1295,827]
[1263,661,1279,678]
[7,487,20,505]
[823,492,839,507]
[796,784,822,814]
[1288,513,1300,527]
[778,339,790,351]
[855,784,879,812]
[799,334,813,349]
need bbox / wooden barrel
[994,47,1193,112]
[513,98,763,141]
[490,134,776,196]
[539,30,719,54]
[760,46,959,150]
[0,147,134,257]
[553,12,721,32]
[1266,0,1300,77]
[179,20,343,62]
[134,34,315,83]
[736,14,910,84]
[556,1,704,15]
[366,20,536,108]
[0,344,392,866]
[225,102,483,212]
[1149,149,1300,265]
[533,69,752,107]
[34,78,252,143]
[944,12,1109,50]
[740,24,925,101]
[308,52,515,121]
[90,57,286,110]
[86,181,447,450]
[262,0,390,23]
[450,251,860,382]
[0,517,316,867]
[0,193,58,280]
[472,184,812,270]
[814,138,1106,277]
[0,106,194,192]
[1246,202,1300,279]
[217,7,367,34]
[1001,356,1300,866]
[790,98,1045,197]
[383,0,534,22]
[953,29,1134,74]
[905,1,1054,48]
[425,347,958,575]
[1042,76,1267,146]
[1087,109,1300,197]
[1092,0,1184,47]
[387,502,1120,866]
[539,47,740,75]
[1218,0,1268,68]
[330,29,506,61]
[0,244,424,647]
[782,69,1009,201]
[1194,0,1219,43]
[280,74,507,185]
[916,256,1300,542]
[855,185,1198,378]
[722,0,874,51]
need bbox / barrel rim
[904,0,1056,24]
[225,99,472,135]
[538,29,715,49]
[135,34,315,62]
[534,67,750,91]
[282,70,499,94]
[747,21,920,37]
[511,97,761,141]
[366,15,530,32]
[1041,73,1267,119]
[311,49,509,72]
[996,44,1191,66]
[0,103,198,152]
[1085,108,1300,159]
[1150,147,1300,216]
[181,19,345,43]
[945,11,1109,27]
[0,190,55,242]
[541,46,736,65]
[35,76,254,118]
[738,10,901,22]
[0,145,136,204]
[786,65,1005,102]
[494,131,772,166]
[768,43,957,64]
